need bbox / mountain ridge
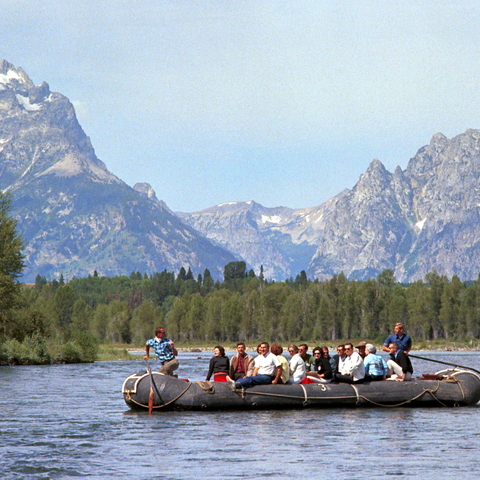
[3,59,480,283]
[0,60,237,281]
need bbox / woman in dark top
[306,346,333,383]
[206,346,230,381]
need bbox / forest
[1,188,480,365]
[2,260,480,365]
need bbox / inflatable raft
[122,368,480,411]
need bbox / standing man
[386,342,413,381]
[144,327,179,376]
[382,323,412,355]
[335,342,365,384]
[227,342,282,389]
[229,342,255,381]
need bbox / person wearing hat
[356,341,367,359]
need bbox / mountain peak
[0,60,34,90]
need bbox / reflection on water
[1,351,480,479]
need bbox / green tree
[0,192,25,340]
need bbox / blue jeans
[235,374,273,389]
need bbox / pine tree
[0,192,25,339]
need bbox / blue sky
[2,1,480,212]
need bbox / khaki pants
[160,358,179,376]
[387,359,412,380]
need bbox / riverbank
[101,339,480,361]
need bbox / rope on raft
[231,375,465,408]
[126,380,193,410]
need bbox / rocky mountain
[0,60,237,281]
[181,130,480,282]
[3,59,480,284]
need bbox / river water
[1,351,480,479]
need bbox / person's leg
[334,374,355,384]
[387,359,402,378]
[160,358,179,376]
[235,374,272,389]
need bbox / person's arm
[143,343,150,360]
[206,357,214,381]
[404,336,412,354]
[246,355,255,377]
[170,340,178,357]
[272,365,282,384]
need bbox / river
[1,351,480,479]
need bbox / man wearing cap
[356,341,367,359]
[382,323,412,355]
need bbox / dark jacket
[315,357,333,379]
[393,350,413,374]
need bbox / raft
[122,368,480,411]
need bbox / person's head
[344,343,354,355]
[388,342,399,354]
[155,327,166,338]
[322,346,330,357]
[298,344,308,357]
[336,344,346,357]
[236,342,246,355]
[356,341,367,355]
[312,347,323,358]
[258,342,270,355]
[214,345,225,357]
[288,344,299,355]
[394,323,404,335]
[365,343,376,355]
[270,343,283,355]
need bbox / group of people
[144,323,414,389]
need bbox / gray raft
[122,369,480,411]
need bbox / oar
[409,353,480,376]
[146,361,155,415]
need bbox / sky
[2,1,480,212]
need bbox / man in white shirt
[227,342,282,389]
[335,342,365,383]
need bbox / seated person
[227,342,282,389]
[298,344,315,372]
[286,344,306,384]
[271,343,290,384]
[229,342,255,381]
[363,343,388,381]
[334,342,365,383]
[206,346,230,382]
[356,341,367,359]
[386,342,413,381]
[306,346,333,383]
[322,346,337,373]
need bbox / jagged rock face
[3,59,480,283]
[182,130,480,283]
[0,60,236,281]
[309,129,480,281]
